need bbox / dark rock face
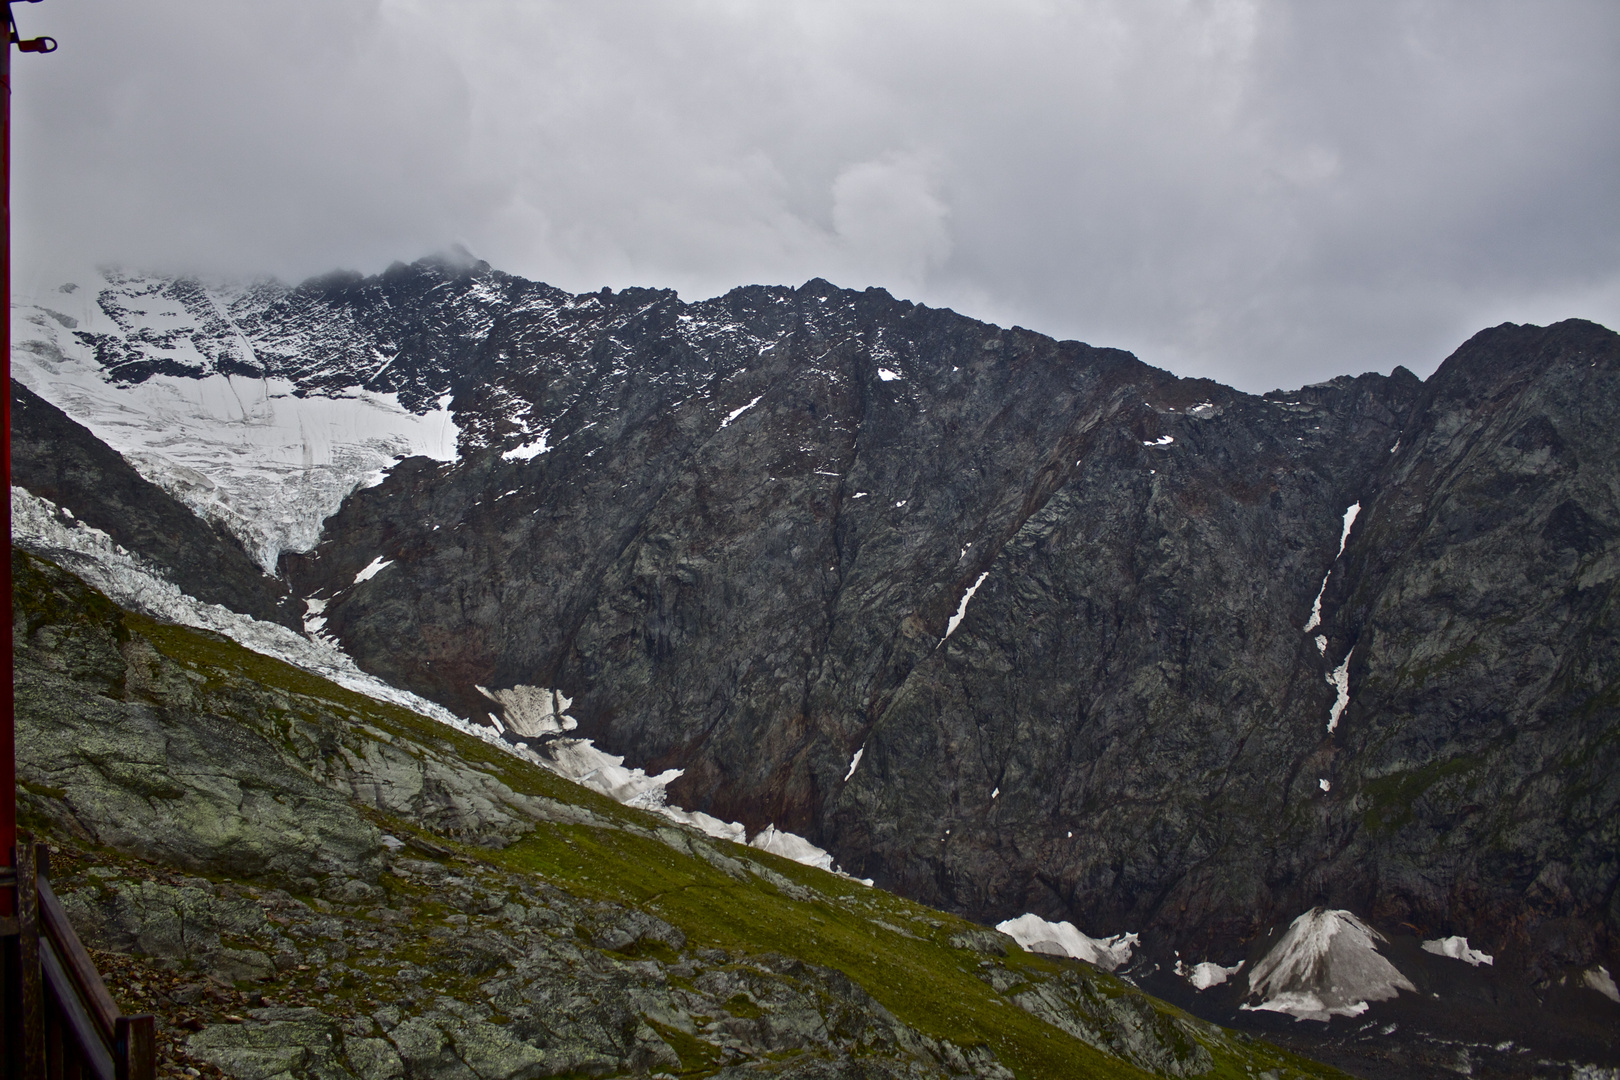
[10,379,298,627]
[42,258,1619,996]
[254,258,1618,986]
[1319,321,1620,981]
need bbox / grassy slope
[64,590,1344,1080]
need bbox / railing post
[14,837,43,1079]
[115,1015,155,1080]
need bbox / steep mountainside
[12,257,1618,1072]
[13,548,1340,1080]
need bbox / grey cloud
[11,0,1618,391]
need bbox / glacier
[12,268,460,572]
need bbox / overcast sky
[11,1,1618,391]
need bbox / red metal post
[2,0,17,917]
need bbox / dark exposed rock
[261,260,1615,998]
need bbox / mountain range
[11,255,1618,1077]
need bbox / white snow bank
[1336,502,1362,556]
[526,735,684,808]
[945,570,990,639]
[1303,575,1330,633]
[1582,965,1619,1003]
[750,824,836,872]
[1177,959,1244,990]
[1303,502,1362,634]
[876,368,901,382]
[1243,908,1414,1022]
[1421,936,1493,967]
[658,806,747,845]
[1143,435,1174,447]
[354,556,393,584]
[719,393,764,429]
[996,913,1138,971]
[844,746,864,782]
[477,684,579,737]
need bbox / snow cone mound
[1243,908,1415,1022]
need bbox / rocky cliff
[251,266,1614,983]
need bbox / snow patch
[1582,965,1619,1003]
[1243,908,1414,1021]
[1303,502,1362,633]
[1319,778,1331,793]
[477,684,578,737]
[1326,649,1353,732]
[1336,502,1362,557]
[945,570,991,639]
[844,746,864,782]
[750,825,835,872]
[1143,435,1174,447]
[1421,936,1494,967]
[1304,576,1330,633]
[996,914,1138,971]
[876,368,901,382]
[1178,959,1244,990]
[353,557,393,584]
[501,431,551,461]
[526,736,684,808]
[720,394,764,429]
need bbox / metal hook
[16,34,53,52]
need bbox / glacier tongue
[12,269,460,572]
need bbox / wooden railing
[1,834,155,1080]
